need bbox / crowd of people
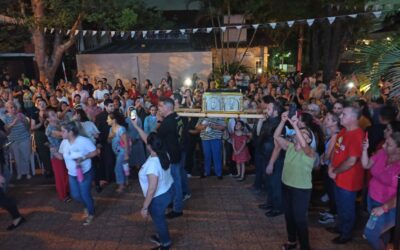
[0,69,399,250]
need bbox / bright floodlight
[347,82,355,88]
[184,78,192,87]
[257,68,262,74]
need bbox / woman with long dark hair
[274,111,317,250]
[114,79,126,96]
[139,132,173,250]
[107,111,129,193]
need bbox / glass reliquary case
[202,92,244,113]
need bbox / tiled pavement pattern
[0,176,370,250]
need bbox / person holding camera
[274,111,316,250]
[362,131,400,250]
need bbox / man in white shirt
[93,81,109,105]
[55,89,69,105]
[72,83,89,104]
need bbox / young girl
[231,120,251,181]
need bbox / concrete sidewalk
[0,175,370,250]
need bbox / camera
[288,103,297,119]
[130,109,137,120]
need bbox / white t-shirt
[139,156,173,198]
[59,136,96,176]
[56,96,69,104]
[93,89,109,100]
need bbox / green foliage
[354,36,400,99]
[0,25,30,52]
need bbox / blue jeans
[170,163,183,212]
[201,139,222,177]
[364,196,396,250]
[114,150,126,185]
[180,152,191,196]
[69,169,95,215]
[334,185,357,239]
[149,187,173,247]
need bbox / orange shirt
[331,128,364,191]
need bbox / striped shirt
[4,114,31,142]
[197,118,226,140]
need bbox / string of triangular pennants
[42,10,389,38]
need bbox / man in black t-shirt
[133,97,184,219]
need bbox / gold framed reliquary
[202,92,244,113]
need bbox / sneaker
[318,213,335,224]
[186,173,192,178]
[183,194,191,202]
[320,193,329,203]
[26,174,32,180]
[83,215,94,226]
[82,208,89,219]
[63,197,72,203]
[319,209,330,217]
[166,211,183,219]
[16,175,22,180]
[149,234,161,245]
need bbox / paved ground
[0,175,370,250]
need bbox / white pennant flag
[142,31,147,37]
[50,28,54,34]
[92,30,97,36]
[236,25,242,30]
[165,30,172,34]
[348,14,358,18]
[66,29,71,35]
[269,23,277,29]
[44,27,47,33]
[327,16,336,24]
[180,29,186,34]
[220,26,226,32]
[131,31,135,38]
[373,11,382,18]
[206,27,213,33]
[101,31,106,37]
[74,30,79,36]
[306,19,314,26]
[192,28,198,33]
[110,31,116,37]
[287,21,295,27]
[83,30,87,36]
[252,24,260,29]
[120,31,125,37]
[154,30,159,34]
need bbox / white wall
[76,51,212,91]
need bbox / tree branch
[60,12,84,50]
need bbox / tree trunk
[31,0,82,84]
[311,24,320,73]
[296,24,304,72]
[322,21,332,83]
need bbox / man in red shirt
[328,106,364,244]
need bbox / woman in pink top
[361,131,400,250]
